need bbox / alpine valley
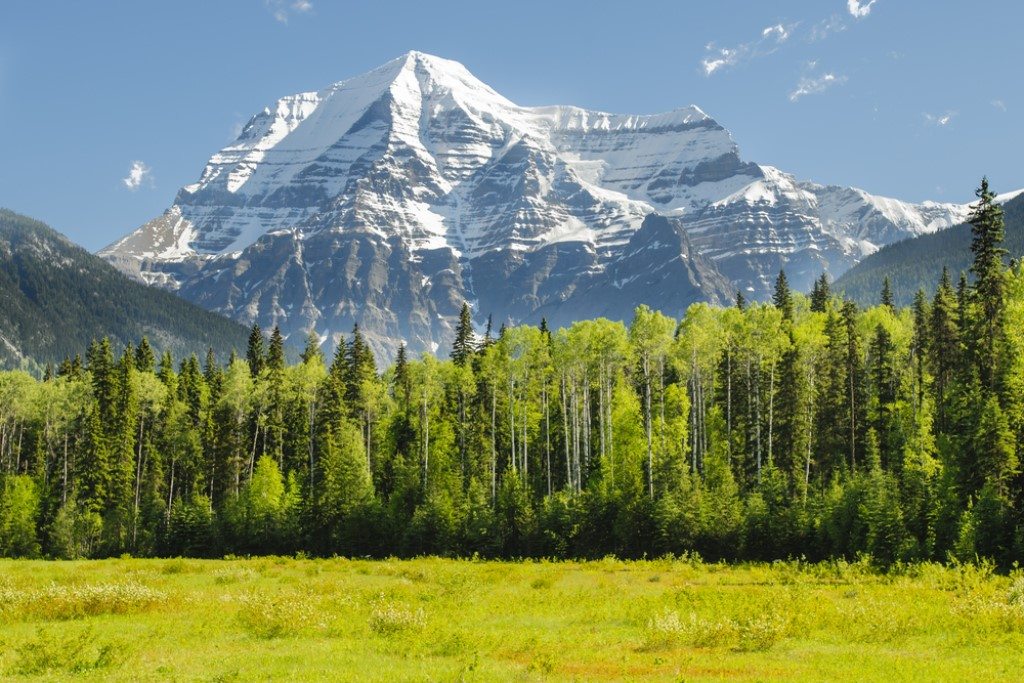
[101,51,981,360]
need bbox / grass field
[1,557,1023,681]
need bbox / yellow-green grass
[1,557,1023,681]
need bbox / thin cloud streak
[923,110,957,127]
[790,67,846,102]
[701,22,796,76]
[266,0,313,24]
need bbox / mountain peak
[102,52,974,361]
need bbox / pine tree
[451,302,475,366]
[954,271,976,385]
[246,324,266,377]
[301,330,323,365]
[841,300,864,469]
[773,270,793,321]
[203,348,216,382]
[911,289,929,411]
[929,268,959,430]
[344,324,377,408]
[265,326,287,464]
[869,323,898,468]
[810,273,830,313]
[880,277,895,311]
[774,329,805,486]
[972,396,1018,498]
[267,326,286,372]
[480,314,494,350]
[87,337,117,428]
[135,337,155,373]
[735,290,747,311]
[968,177,1008,392]
[394,343,410,403]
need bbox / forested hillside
[0,209,250,369]
[835,192,1024,306]
[0,182,1021,566]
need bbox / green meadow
[1,557,1023,681]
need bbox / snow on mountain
[100,51,977,360]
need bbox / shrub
[0,582,166,621]
[9,627,126,675]
[368,595,426,637]
[236,592,320,639]
[640,609,686,651]
[736,614,788,652]
[640,609,787,652]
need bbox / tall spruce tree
[810,273,830,313]
[841,300,864,469]
[880,277,895,311]
[267,326,286,372]
[246,324,266,378]
[929,268,960,432]
[773,270,794,321]
[968,177,1008,392]
[301,330,323,365]
[135,337,155,373]
[451,303,475,366]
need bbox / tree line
[1,180,1022,566]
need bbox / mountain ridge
[101,51,989,360]
[834,191,1024,306]
[0,209,250,369]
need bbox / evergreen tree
[267,326,286,372]
[773,270,794,321]
[929,268,960,430]
[481,314,494,350]
[246,324,266,377]
[735,290,746,311]
[841,300,865,469]
[301,330,323,365]
[344,324,377,408]
[869,323,898,467]
[774,329,805,486]
[880,277,895,311]
[972,396,1018,498]
[968,177,1008,392]
[911,289,929,411]
[135,337,156,373]
[203,348,217,383]
[451,303,475,366]
[810,273,831,313]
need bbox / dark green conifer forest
[1,181,1022,566]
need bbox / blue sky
[1,0,1020,250]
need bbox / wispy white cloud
[701,22,796,76]
[847,0,878,18]
[809,14,847,41]
[789,64,846,101]
[761,24,791,42]
[122,161,152,190]
[923,110,957,127]
[266,0,313,24]
[992,99,1007,112]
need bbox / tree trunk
[644,354,653,498]
[491,384,497,503]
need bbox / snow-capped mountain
[101,51,972,360]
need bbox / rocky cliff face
[100,51,971,361]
